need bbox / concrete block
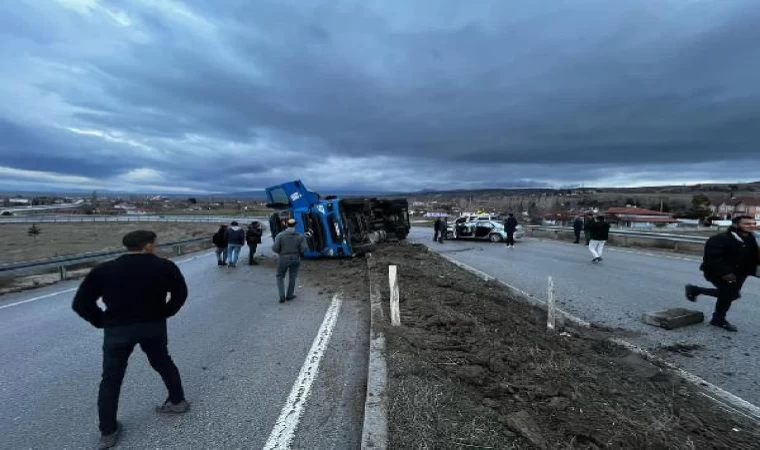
[642,308,704,330]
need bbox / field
[0,222,218,265]
[305,242,759,449]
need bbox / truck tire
[489,233,503,243]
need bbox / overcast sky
[1,0,759,194]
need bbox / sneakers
[684,284,699,302]
[592,257,601,263]
[156,399,190,414]
[710,320,738,332]
[98,422,122,450]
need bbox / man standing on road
[433,217,442,242]
[272,218,308,303]
[72,230,189,449]
[685,216,759,332]
[587,215,610,263]
[212,224,228,266]
[504,213,518,248]
[246,221,263,265]
[583,212,594,245]
[225,221,245,267]
[573,215,584,244]
[438,217,447,244]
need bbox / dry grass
[0,222,216,264]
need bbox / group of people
[432,217,448,243]
[212,221,263,267]
[71,218,309,448]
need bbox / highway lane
[410,228,760,406]
[0,248,368,449]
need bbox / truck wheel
[446,231,454,239]
[489,233,502,243]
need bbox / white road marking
[0,288,78,310]
[264,293,343,450]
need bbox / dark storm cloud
[1,0,760,193]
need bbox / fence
[0,215,267,225]
[0,236,214,281]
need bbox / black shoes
[286,295,297,301]
[684,284,700,302]
[710,320,738,332]
[98,422,122,449]
[279,297,286,303]
[217,261,226,266]
[592,257,600,263]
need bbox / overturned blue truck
[264,180,411,258]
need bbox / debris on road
[642,307,705,330]
[309,241,760,449]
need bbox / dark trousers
[276,255,301,299]
[574,229,582,243]
[584,230,591,245]
[506,230,515,246]
[433,230,439,241]
[695,275,747,323]
[248,243,258,264]
[99,322,184,434]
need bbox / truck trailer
[265,180,410,258]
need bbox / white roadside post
[389,265,401,326]
[547,275,556,332]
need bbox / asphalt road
[0,247,368,449]
[410,228,760,406]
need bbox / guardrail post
[59,265,67,281]
[174,245,182,256]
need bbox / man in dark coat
[587,215,610,263]
[225,221,246,267]
[246,221,263,265]
[573,216,584,244]
[583,212,594,245]
[212,225,228,266]
[504,213,518,248]
[438,217,447,243]
[433,217,442,242]
[685,216,759,332]
[72,230,189,449]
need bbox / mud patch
[306,241,759,449]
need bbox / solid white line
[264,293,344,450]
[0,288,78,311]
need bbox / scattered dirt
[657,343,705,359]
[0,222,217,265]
[307,241,760,449]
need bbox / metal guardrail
[526,226,709,244]
[0,235,214,281]
[0,215,266,224]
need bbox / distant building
[9,198,30,206]
[710,199,760,221]
[606,207,678,228]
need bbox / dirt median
[306,241,759,449]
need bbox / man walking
[246,221,263,265]
[272,218,308,303]
[685,216,759,332]
[587,215,610,263]
[225,221,245,267]
[72,230,189,449]
[504,213,518,248]
[573,215,584,244]
[212,224,228,266]
[433,217,442,242]
[438,217,447,244]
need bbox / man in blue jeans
[272,218,308,303]
[225,221,246,267]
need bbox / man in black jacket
[246,221,263,265]
[433,217,442,242]
[504,213,518,248]
[685,216,759,332]
[72,230,189,449]
[573,216,584,244]
[212,224,228,266]
[587,215,610,263]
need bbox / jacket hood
[230,226,241,231]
